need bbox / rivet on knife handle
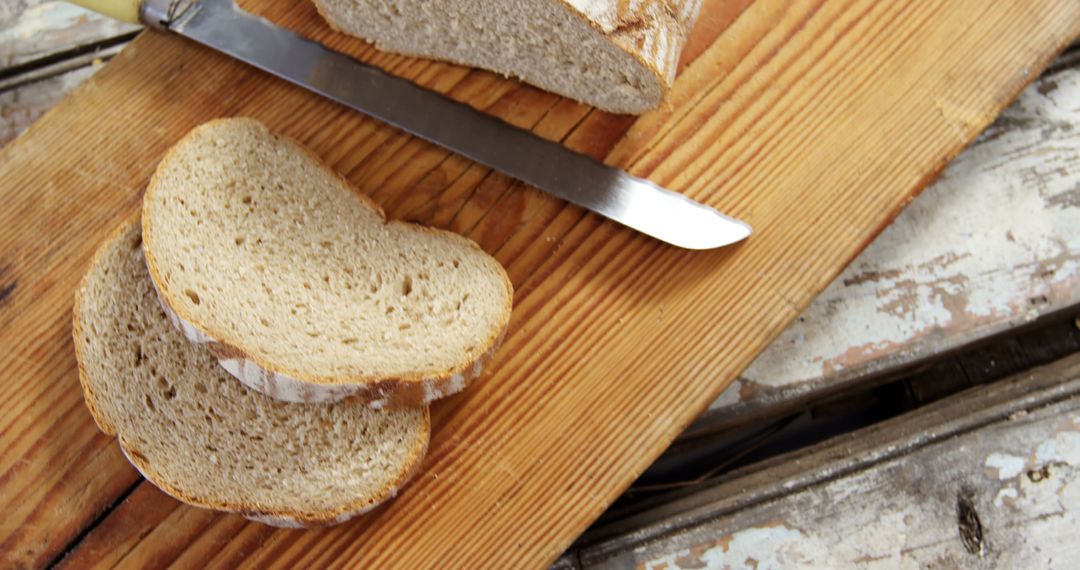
[71,0,752,250]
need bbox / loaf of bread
[311,0,703,114]
[73,220,430,527]
[142,118,513,407]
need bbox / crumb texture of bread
[311,0,703,114]
[73,220,429,526]
[142,119,513,404]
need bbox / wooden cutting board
[1,0,1076,567]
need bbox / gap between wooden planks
[581,351,1080,568]
[0,0,1077,567]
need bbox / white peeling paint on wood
[707,62,1080,417]
[0,1,139,145]
[984,415,1080,512]
[0,64,101,145]
[0,1,137,67]
[621,404,1080,569]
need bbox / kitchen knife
[73,0,752,249]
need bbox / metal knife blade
[140,0,751,249]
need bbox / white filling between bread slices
[153,269,495,406]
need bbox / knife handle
[69,0,142,24]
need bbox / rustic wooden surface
[6,8,1080,565]
[1,0,1078,568]
[578,352,1080,569]
[699,50,1080,433]
[5,3,1079,445]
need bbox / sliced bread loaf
[73,219,430,527]
[142,118,513,407]
[311,0,703,114]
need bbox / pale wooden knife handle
[70,0,142,24]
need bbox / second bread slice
[143,118,513,407]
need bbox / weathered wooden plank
[617,312,1080,528]
[579,353,1080,569]
[0,1,137,67]
[701,52,1080,432]
[0,1,138,145]
[2,64,102,145]
[1,0,1077,567]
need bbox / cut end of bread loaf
[142,118,513,407]
[73,220,430,526]
[311,0,702,114]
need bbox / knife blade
[95,0,753,249]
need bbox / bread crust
[117,416,430,528]
[72,220,136,438]
[142,118,514,408]
[557,0,703,97]
[74,218,432,527]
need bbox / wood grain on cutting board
[0,0,1076,567]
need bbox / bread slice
[73,219,430,527]
[311,0,703,114]
[142,118,513,407]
